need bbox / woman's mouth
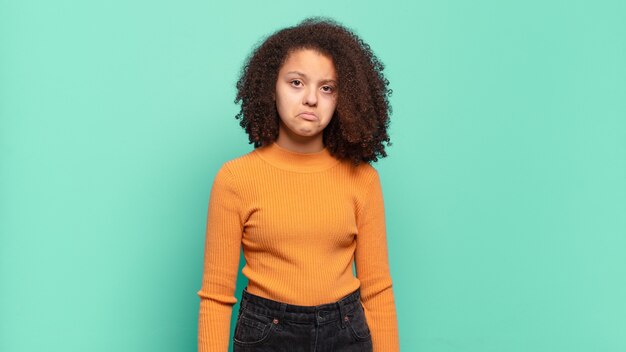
[299,113,317,121]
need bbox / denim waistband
[239,287,361,326]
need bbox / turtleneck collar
[254,142,340,172]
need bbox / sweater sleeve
[197,164,243,352]
[355,170,400,351]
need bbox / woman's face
[274,48,338,148]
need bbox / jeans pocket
[346,303,372,342]
[233,308,276,346]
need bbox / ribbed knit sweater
[197,142,399,351]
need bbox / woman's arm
[197,164,243,352]
[355,169,400,351]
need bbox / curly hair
[234,17,392,165]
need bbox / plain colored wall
[1,0,625,351]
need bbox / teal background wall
[1,0,625,351]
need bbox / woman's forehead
[279,49,336,80]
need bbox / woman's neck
[275,124,325,153]
[254,141,339,173]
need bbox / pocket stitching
[233,316,275,346]
[240,316,267,331]
[348,320,371,341]
[346,305,372,341]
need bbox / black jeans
[233,287,373,352]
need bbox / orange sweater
[197,142,399,351]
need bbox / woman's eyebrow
[286,71,337,84]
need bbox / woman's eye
[291,80,302,87]
[322,86,335,93]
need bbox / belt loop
[337,298,348,328]
[239,287,249,313]
[275,303,287,331]
[279,303,287,322]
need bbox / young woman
[198,17,399,352]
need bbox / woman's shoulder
[332,161,383,200]
[217,146,294,181]
[216,148,259,172]
[336,158,380,182]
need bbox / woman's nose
[303,88,317,106]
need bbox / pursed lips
[298,112,317,121]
